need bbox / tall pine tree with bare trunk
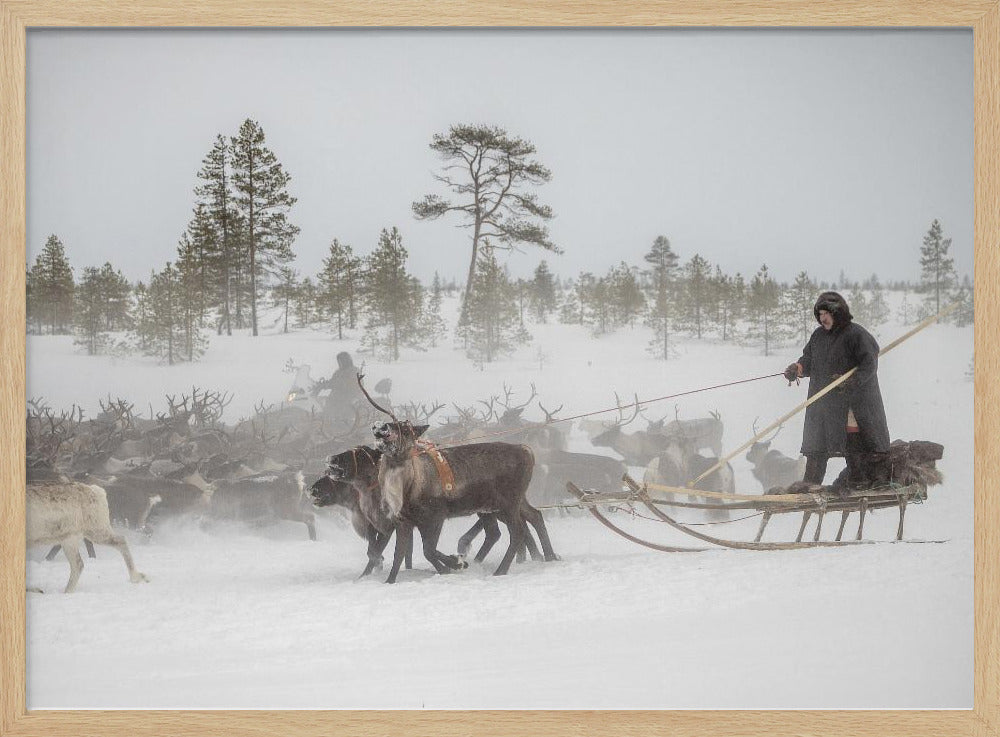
[412,124,558,310]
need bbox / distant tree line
[26,116,972,365]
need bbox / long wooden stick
[689,301,961,487]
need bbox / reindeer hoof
[131,572,149,584]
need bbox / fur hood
[813,291,853,326]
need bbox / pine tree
[230,119,299,336]
[578,272,612,335]
[29,235,75,334]
[747,264,783,356]
[195,135,237,335]
[412,124,557,310]
[643,235,680,360]
[318,238,362,339]
[919,219,958,317]
[462,245,530,364]
[529,260,558,323]
[73,266,108,355]
[361,227,423,361]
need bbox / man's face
[818,309,834,330]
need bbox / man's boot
[845,434,870,490]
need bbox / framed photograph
[2,2,996,736]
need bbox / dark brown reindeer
[310,446,425,578]
[360,376,558,583]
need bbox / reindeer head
[324,446,382,482]
[371,421,428,457]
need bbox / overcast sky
[26,29,973,287]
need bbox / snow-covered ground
[24,297,974,709]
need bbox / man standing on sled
[782,291,891,489]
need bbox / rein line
[433,372,782,449]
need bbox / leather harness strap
[413,440,456,494]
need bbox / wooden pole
[689,301,961,487]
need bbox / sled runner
[565,438,946,551]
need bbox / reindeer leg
[835,511,850,541]
[360,528,390,578]
[61,536,85,593]
[896,498,907,541]
[754,512,772,543]
[84,538,96,559]
[419,518,452,574]
[521,502,559,562]
[457,517,486,558]
[386,522,412,584]
[45,545,61,562]
[474,514,502,563]
[494,511,527,576]
[795,512,812,542]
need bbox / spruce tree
[462,246,530,364]
[424,272,449,347]
[607,262,645,329]
[919,219,958,317]
[678,253,711,338]
[783,271,816,343]
[953,275,974,327]
[29,235,75,334]
[529,259,558,323]
[867,275,891,328]
[230,119,299,336]
[97,262,132,331]
[318,239,362,339]
[361,227,423,361]
[747,264,783,356]
[292,276,319,329]
[643,235,680,360]
[73,266,108,355]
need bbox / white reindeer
[28,482,149,593]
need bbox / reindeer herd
[25,376,808,592]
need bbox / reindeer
[360,377,558,583]
[657,407,725,457]
[590,395,669,465]
[643,433,735,521]
[312,447,459,578]
[745,421,807,492]
[28,480,148,593]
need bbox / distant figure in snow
[781,292,891,489]
[317,351,362,429]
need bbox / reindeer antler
[357,373,397,422]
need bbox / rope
[434,372,783,448]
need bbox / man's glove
[783,363,801,383]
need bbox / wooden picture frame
[1,2,996,735]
